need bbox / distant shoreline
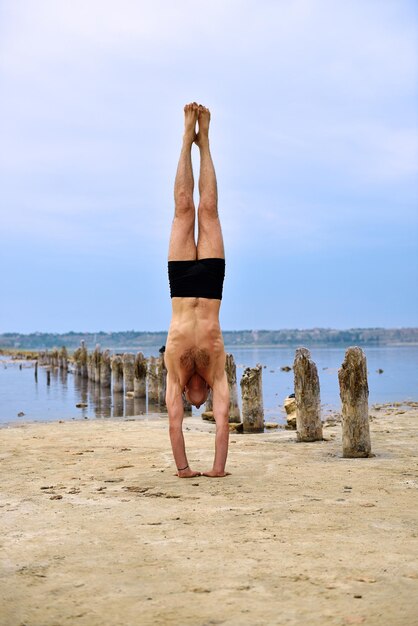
[2,343,418,360]
[1,327,418,351]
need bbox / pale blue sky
[1,0,417,333]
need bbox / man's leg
[168,103,198,261]
[195,105,229,477]
[196,105,225,259]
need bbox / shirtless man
[164,102,230,479]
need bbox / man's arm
[204,370,230,477]
[166,372,201,478]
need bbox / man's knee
[198,198,218,219]
[175,194,195,218]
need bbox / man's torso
[165,298,225,388]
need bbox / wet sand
[1,405,418,626]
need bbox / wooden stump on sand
[157,355,167,408]
[134,352,147,398]
[338,346,372,458]
[147,356,159,404]
[293,347,323,442]
[240,365,264,433]
[226,353,241,423]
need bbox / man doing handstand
[165,103,229,478]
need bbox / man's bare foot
[195,104,210,147]
[183,102,198,145]
[202,470,230,478]
[176,467,201,478]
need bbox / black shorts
[168,258,225,300]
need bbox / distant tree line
[1,327,417,351]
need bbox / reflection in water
[92,381,101,409]
[99,392,112,418]
[112,391,124,418]
[125,396,135,417]
[147,400,160,416]
[72,373,153,419]
[134,397,146,416]
[59,369,68,387]
[74,375,89,406]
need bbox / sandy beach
[1,405,418,626]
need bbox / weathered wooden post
[34,360,38,382]
[240,365,264,433]
[59,346,68,370]
[87,353,94,381]
[134,352,147,398]
[46,369,51,386]
[338,346,372,458]
[51,349,59,369]
[100,350,112,388]
[93,345,101,383]
[293,347,323,442]
[147,356,159,404]
[284,394,297,429]
[80,341,88,379]
[72,348,80,375]
[226,353,241,423]
[111,355,124,393]
[157,355,167,408]
[123,353,135,393]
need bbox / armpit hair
[180,347,210,371]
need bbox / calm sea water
[1,345,417,426]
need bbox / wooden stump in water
[111,355,124,393]
[74,342,88,378]
[134,352,147,398]
[59,346,68,370]
[226,353,241,423]
[157,355,167,408]
[79,342,88,379]
[93,345,101,383]
[147,356,159,404]
[338,346,372,458]
[123,353,135,393]
[100,350,112,388]
[293,347,323,442]
[51,349,59,369]
[87,354,94,381]
[240,365,264,433]
[34,360,38,382]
